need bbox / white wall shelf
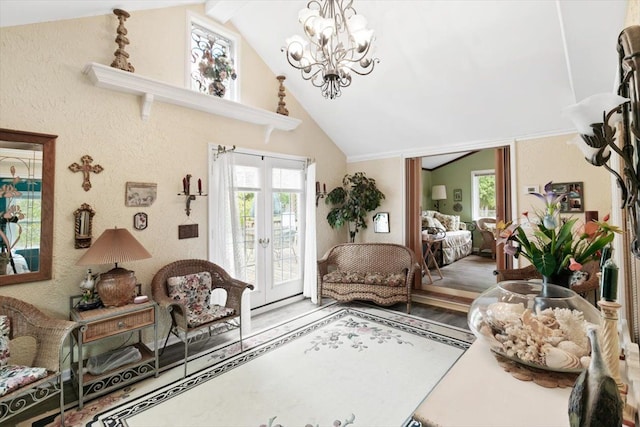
[82,62,301,143]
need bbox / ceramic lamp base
[96,267,137,307]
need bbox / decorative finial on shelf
[276,75,289,116]
[111,9,135,73]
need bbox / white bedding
[422,229,472,266]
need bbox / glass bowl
[468,280,601,372]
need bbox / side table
[421,235,444,284]
[69,297,159,408]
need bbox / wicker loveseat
[317,243,420,313]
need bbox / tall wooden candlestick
[597,299,624,392]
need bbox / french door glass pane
[236,190,257,284]
[271,167,302,286]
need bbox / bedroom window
[188,14,239,101]
[471,170,495,219]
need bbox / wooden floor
[422,253,496,294]
[411,254,497,313]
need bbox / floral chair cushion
[364,272,406,286]
[167,271,213,314]
[0,364,48,397]
[0,315,9,367]
[569,270,589,288]
[186,305,235,328]
[322,270,366,284]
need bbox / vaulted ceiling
[0,0,629,162]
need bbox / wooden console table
[412,340,638,426]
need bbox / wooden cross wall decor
[68,155,104,191]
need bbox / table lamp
[432,185,447,211]
[76,227,151,307]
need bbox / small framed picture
[551,181,584,213]
[453,189,462,202]
[133,212,148,230]
[525,185,539,194]
[373,212,390,233]
[125,182,157,207]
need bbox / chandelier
[283,0,379,99]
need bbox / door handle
[258,238,270,247]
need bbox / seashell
[536,314,559,329]
[542,345,582,369]
[479,325,504,351]
[557,340,589,358]
[522,309,554,338]
[485,302,525,329]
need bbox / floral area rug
[22,303,473,427]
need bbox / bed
[421,210,472,266]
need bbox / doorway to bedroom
[406,146,513,312]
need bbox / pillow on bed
[423,216,445,231]
[434,213,460,232]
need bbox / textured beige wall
[514,134,612,222]
[0,4,345,337]
[345,157,405,244]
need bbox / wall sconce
[563,25,639,258]
[179,174,207,217]
[432,185,447,212]
[316,181,327,207]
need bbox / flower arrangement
[496,182,621,282]
[196,43,237,98]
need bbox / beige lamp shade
[76,227,151,307]
[432,185,447,201]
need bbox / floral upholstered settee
[421,210,472,265]
[317,243,420,313]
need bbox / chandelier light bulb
[283,0,379,99]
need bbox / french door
[233,153,305,309]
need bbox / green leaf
[532,252,557,277]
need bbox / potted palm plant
[325,172,385,243]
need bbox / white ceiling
[0,0,629,163]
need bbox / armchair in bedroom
[475,218,497,259]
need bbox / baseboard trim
[251,294,305,316]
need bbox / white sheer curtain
[209,149,251,332]
[303,162,318,304]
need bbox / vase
[208,80,226,98]
[543,269,572,289]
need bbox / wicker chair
[494,261,600,304]
[317,243,420,313]
[0,296,78,426]
[151,259,254,378]
[475,218,497,259]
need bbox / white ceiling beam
[204,0,248,24]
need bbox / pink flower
[569,258,582,271]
